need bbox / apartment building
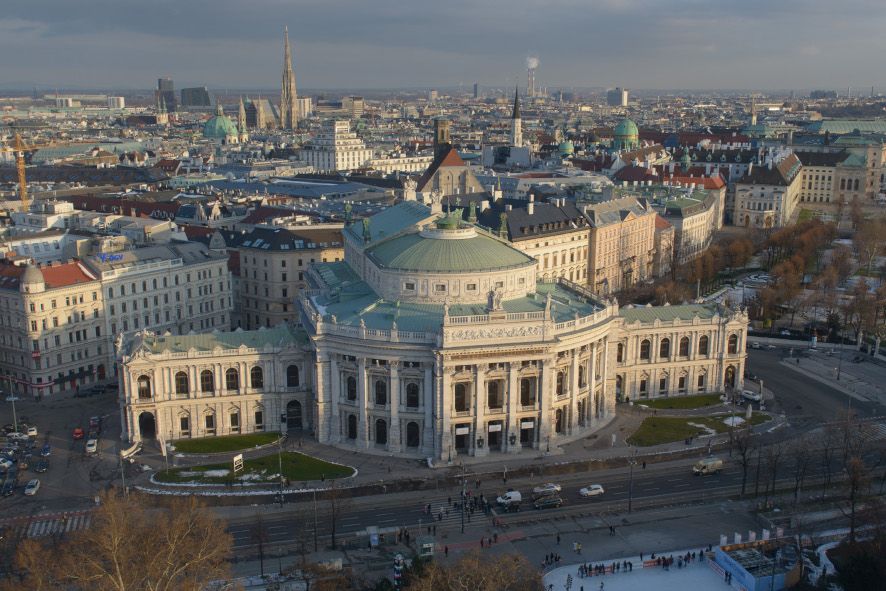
[585,197,657,295]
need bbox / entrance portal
[138,411,156,439]
[286,400,302,430]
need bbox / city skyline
[2,0,883,91]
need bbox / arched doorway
[555,408,564,434]
[347,414,357,440]
[97,364,106,381]
[138,411,156,439]
[375,419,387,446]
[406,422,420,448]
[286,400,302,430]
[725,366,736,389]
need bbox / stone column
[506,363,520,454]
[357,358,368,448]
[423,367,434,454]
[329,357,340,442]
[440,366,452,461]
[314,354,329,442]
[388,362,401,453]
[569,351,579,434]
[538,358,553,451]
[601,337,612,417]
[473,365,488,457]
[588,343,597,425]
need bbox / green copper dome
[614,118,638,138]
[203,106,239,140]
[558,140,575,156]
[366,231,535,273]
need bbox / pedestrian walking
[599,581,604,590]
[444,545,449,557]
[557,533,561,545]
[642,461,646,469]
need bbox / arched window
[698,335,709,356]
[175,371,189,395]
[250,366,263,389]
[347,414,357,439]
[679,337,690,357]
[520,377,536,406]
[374,379,387,406]
[617,343,624,363]
[487,381,502,409]
[556,372,565,396]
[406,422,420,447]
[375,419,387,445]
[200,370,214,393]
[454,383,469,412]
[728,334,738,354]
[406,383,420,408]
[640,339,651,360]
[137,375,151,399]
[659,338,670,359]
[346,376,357,400]
[225,368,239,391]
[286,365,300,388]
[578,365,586,387]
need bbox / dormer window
[434,284,447,293]
[404,282,416,291]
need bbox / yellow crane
[13,133,30,211]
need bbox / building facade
[298,120,374,172]
[585,196,657,295]
[734,153,802,228]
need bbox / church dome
[558,140,575,156]
[614,118,639,139]
[203,105,239,141]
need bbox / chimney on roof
[527,195,534,215]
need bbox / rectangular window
[466,283,477,291]
[404,282,416,291]
[205,415,215,431]
[434,284,447,293]
[254,411,264,430]
[180,416,190,434]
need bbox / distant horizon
[2,1,883,91]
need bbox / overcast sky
[1,0,882,91]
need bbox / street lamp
[627,450,637,513]
[460,461,466,534]
[5,394,19,434]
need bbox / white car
[741,390,762,402]
[532,483,562,496]
[25,426,37,437]
[579,484,605,497]
[750,342,761,349]
[24,479,40,496]
[85,439,98,454]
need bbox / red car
[72,428,85,440]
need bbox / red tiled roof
[41,262,97,289]
[416,147,466,192]
[238,206,297,226]
[655,214,673,230]
[182,225,215,239]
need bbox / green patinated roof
[203,114,239,139]
[311,278,604,332]
[614,118,639,137]
[142,324,306,354]
[344,201,433,244]
[366,231,535,273]
[807,120,886,135]
[314,261,360,290]
[840,153,867,167]
[620,303,719,324]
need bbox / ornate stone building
[120,201,748,459]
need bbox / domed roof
[203,106,238,139]
[21,264,44,285]
[614,118,639,138]
[558,140,575,156]
[680,152,692,165]
[366,229,535,273]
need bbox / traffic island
[638,393,725,410]
[627,413,771,447]
[169,432,283,454]
[152,451,355,485]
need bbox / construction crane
[13,133,30,211]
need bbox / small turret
[20,264,45,294]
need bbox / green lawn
[627,413,771,447]
[640,394,724,410]
[154,451,355,485]
[797,209,818,222]
[171,432,282,454]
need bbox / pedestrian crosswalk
[1,511,92,540]
[419,498,492,530]
[863,422,886,442]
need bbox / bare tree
[843,457,870,544]
[734,425,754,498]
[2,490,233,591]
[765,441,786,504]
[250,513,270,578]
[325,481,352,550]
[788,436,812,507]
[404,551,542,591]
[821,424,841,497]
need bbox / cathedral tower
[280,26,298,130]
[238,96,249,143]
[511,86,522,147]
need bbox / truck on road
[693,458,723,475]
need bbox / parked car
[532,483,562,498]
[1,480,15,497]
[25,426,37,437]
[533,496,563,510]
[780,329,792,336]
[2,424,15,434]
[23,479,40,496]
[40,444,50,457]
[741,390,762,402]
[72,428,85,440]
[579,484,605,497]
[34,460,48,473]
[750,342,761,349]
[89,416,102,429]
[0,458,14,471]
[85,439,98,454]
[496,490,523,507]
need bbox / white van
[496,490,522,506]
[693,458,723,475]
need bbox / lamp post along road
[5,395,18,434]
[627,450,637,513]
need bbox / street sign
[233,453,244,473]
